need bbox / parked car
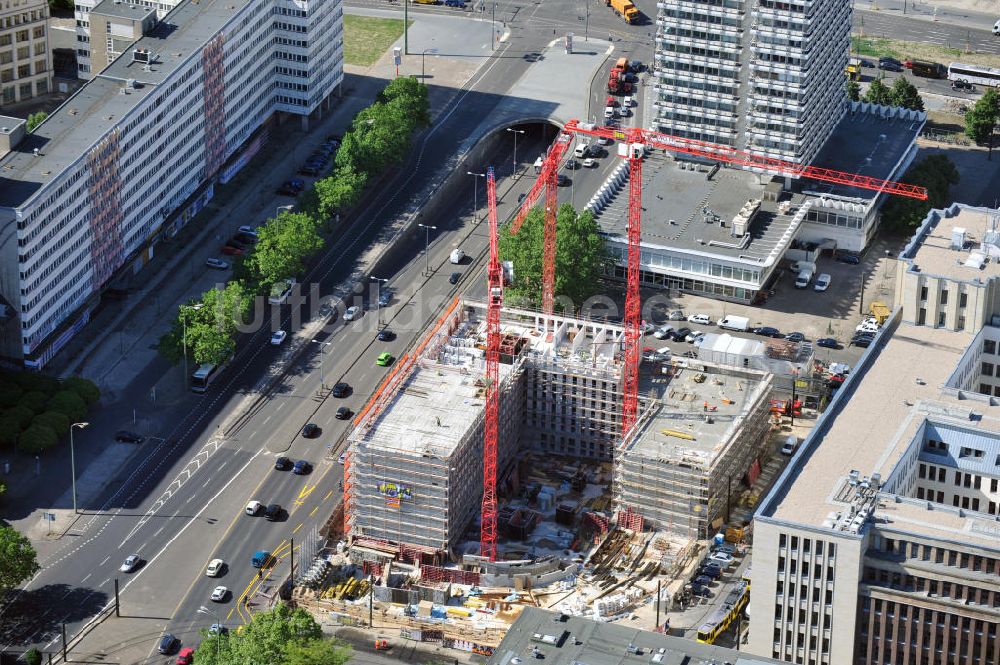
[378,289,393,307]
[597,136,613,146]
[120,554,141,573]
[687,313,712,325]
[298,165,321,176]
[234,232,258,245]
[225,239,246,251]
[686,331,704,344]
[245,500,264,516]
[449,272,461,284]
[784,332,806,343]
[445,0,465,6]
[951,79,975,92]
[277,178,305,195]
[708,551,735,566]
[582,158,598,168]
[671,327,692,342]
[640,322,656,335]
[376,352,395,367]
[753,326,782,338]
[237,225,258,236]
[206,558,225,577]
[836,253,861,265]
[666,309,686,320]
[564,159,579,170]
[605,95,619,107]
[331,382,350,398]
[336,406,353,420]
[115,430,145,443]
[604,106,615,119]
[176,648,194,665]
[556,174,570,186]
[814,273,831,292]
[853,336,873,348]
[211,585,229,602]
[220,245,243,256]
[693,574,714,587]
[293,460,311,475]
[270,330,287,346]
[208,624,227,636]
[344,305,361,321]
[653,325,674,339]
[816,337,839,349]
[205,257,229,270]
[302,423,321,438]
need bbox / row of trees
[847,76,925,112]
[880,154,960,233]
[0,372,100,454]
[160,77,430,367]
[195,605,350,665]
[499,204,611,310]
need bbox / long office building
[653,0,851,165]
[747,205,1000,665]
[0,0,343,369]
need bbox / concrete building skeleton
[347,301,776,560]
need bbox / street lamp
[70,422,88,514]
[421,48,438,79]
[467,171,486,222]
[418,223,437,276]
[506,127,525,177]
[312,339,333,388]
[371,276,389,327]
[197,606,222,659]
[276,204,295,219]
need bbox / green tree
[33,411,70,437]
[283,639,353,665]
[0,416,17,448]
[12,372,60,397]
[63,376,100,406]
[18,391,49,415]
[159,283,251,366]
[888,77,924,111]
[4,405,35,429]
[246,211,324,287]
[18,423,57,453]
[195,605,327,665]
[26,112,48,132]
[24,647,42,665]
[0,525,40,591]
[0,381,23,408]
[879,154,960,233]
[379,76,431,128]
[847,78,861,102]
[964,88,999,145]
[313,166,368,221]
[47,0,74,13]
[864,77,892,106]
[47,390,87,422]
[500,204,611,310]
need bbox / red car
[605,95,619,107]
[220,245,243,256]
[176,647,194,665]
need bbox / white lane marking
[81,573,92,583]
[99,556,110,566]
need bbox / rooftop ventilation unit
[951,226,967,250]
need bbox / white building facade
[653,0,851,165]
[0,0,343,368]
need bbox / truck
[607,0,638,24]
[717,315,749,331]
[607,57,633,94]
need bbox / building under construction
[346,300,774,561]
[616,363,773,539]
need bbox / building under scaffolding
[347,302,625,560]
[347,301,775,561]
[616,362,773,539]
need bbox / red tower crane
[481,166,502,561]
[514,121,928,437]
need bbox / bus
[191,359,229,393]
[947,62,1000,88]
[696,580,750,644]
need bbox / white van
[780,436,799,456]
[574,143,588,158]
[449,248,465,264]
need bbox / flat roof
[597,154,800,265]
[902,205,1000,282]
[805,105,923,200]
[627,363,770,468]
[357,308,623,459]
[0,0,249,209]
[488,607,783,665]
[765,322,1000,549]
[92,0,155,21]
